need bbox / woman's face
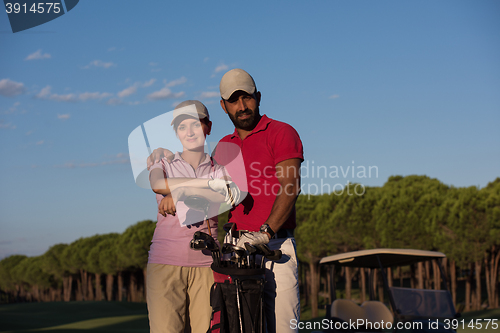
[176,118,210,151]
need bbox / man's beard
[227,107,261,131]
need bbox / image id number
[443,319,498,330]
[5,2,61,14]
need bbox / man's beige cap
[219,68,256,100]
[171,100,210,125]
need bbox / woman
[147,100,239,333]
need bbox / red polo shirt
[213,115,304,231]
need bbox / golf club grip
[266,250,282,261]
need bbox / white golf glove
[236,232,269,248]
[208,179,241,206]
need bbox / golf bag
[207,265,266,333]
[189,227,281,333]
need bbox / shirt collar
[229,114,271,139]
[171,152,212,167]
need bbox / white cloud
[57,114,70,120]
[329,94,340,99]
[50,93,77,102]
[78,92,112,101]
[36,140,44,145]
[214,63,228,74]
[147,78,186,100]
[25,49,51,60]
[118,85,137,98]
[211,63,229,77]
[106,98,123,106]
[83,60,116,69]
[36,86,111,103]
[147,87,184,101]
[198,91,220,99]
[166,76,187,87]
[0,120,16,129]
[0,79,26,97]
[36,86,52,98]
[2,101,22,115]
[35,86,77,102]
[117,79,155,98]
[149,62,158,66]
[142,79,156,87]
[59,162,76,168]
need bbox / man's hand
[236,232,269,248]
[208,179,241,206]
[147,148,174,170]
[158,194,176,217]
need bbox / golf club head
[205,238,219,251]
[184,195,210,213]
[255,244,282,261]
[244,243,257,255]
[221,243,234,254]
[232,245,246,258]
[255,244,272,256]
[193,231,213,241]
[265,249,282,261]
[189,238,207,250]
[223,222,235,233]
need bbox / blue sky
[0,1,499,259]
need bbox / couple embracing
[146,69,303,333]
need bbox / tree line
[0,221,155,304]
[295,175,500,317]
[1,175,499,318]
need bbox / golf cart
[316,249,459,333]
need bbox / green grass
[0,301,148,333]
[300,306,326,321]
[0,302,499,333]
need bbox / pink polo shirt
[213,115,304,232]
[148,152,226,267]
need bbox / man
[214,68,303,333]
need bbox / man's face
[221,91,261,131]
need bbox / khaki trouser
[146,263,214,333]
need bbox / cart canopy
[319,248,446,268]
